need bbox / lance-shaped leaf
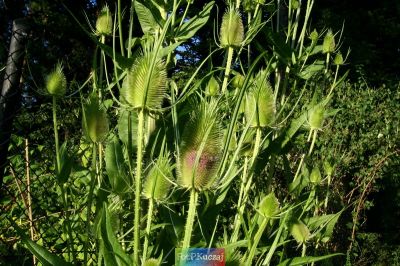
[175,1,214,41]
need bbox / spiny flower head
[83,93,109,143]
[121,53,167,111]
[46,62,67,97]
[143,153,173,201]
[178,100,222,191]
[245,69,275,128]
[96,5,113,36]
[220,7,244,48]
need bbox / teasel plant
[219,3,244,94]
[120,32,168,263]
[45,63,78,264]
[178,99,223,248]
[81,92,109,264]
[231,68,276,243]
[142,146,173,262]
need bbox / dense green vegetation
[0,0,398,265]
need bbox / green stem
[117,0,125,57]
[301,243,307,257]
[142,198,154,262]
[133,109,145,265]
[263,214,287,265]
[52,97,61,173]
[60,184,76,264]
[231,156,249,243]
[85,143,97,264]
[182,188,199,248]
[245,217,269,265]
[308,130,317,155]
[52,96,76,264]
[221,47,234,94]
[251,127,262,165]
[324,174,332,209]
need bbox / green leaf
[175,1,214,41]
[24,239,73,266]
[298,62,325,80]
[277,253,343,266]
[117,109,137,146]
[105,136,129,194]
[262,28,292,64]
[135,1,163,35]
[305,210,343,242]
[57,141,73,184]
[11,220,72,266]
[99,203,132,266]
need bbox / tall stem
[245,217,269,265]
[53,96,76,264]
[142,198,154,262]
[85,143,97,264]
[221,47,234,94]
[133,109,145,264]
[117,0,125,57]
[52,97,60,173]
[182,188,199,248]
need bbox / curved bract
[121,53,167,111]
[178,100,222,190]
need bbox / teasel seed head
[291,0,299,10]
[259,192,279,218]
[96,5,113,36]
[309,29,318,43]
[323,159,334,176]
[205,76,220,96]
[232,73,245,89]
[143,258,160,266]
[46,63,67,97]
[245,70,275,128]
[121,53,167,111]
[290,220,310,244]
[310,166,322,185]
[242,0,255,12]
[220,7,244,49]
[83,93,109,143]
[178,100,222,191]
[308,104,325,130]
[322,29,335,54]
[143,153,173,201]
[334,52,344,65]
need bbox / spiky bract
[46,63,67,97]
[83,94,109,143]
[220,7,244,48]
[245,70,275,128]
[259,192,279,218]
[205,76,219,96]
[143,154,173,201]
[96,5,113,36]
[290,220,310,244]
[178,100,222,190]
[322,29,335,54]
[121,53,167,111]
[308,104,325,130]
[143,258,160,266]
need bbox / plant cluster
[9,0,353,265]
